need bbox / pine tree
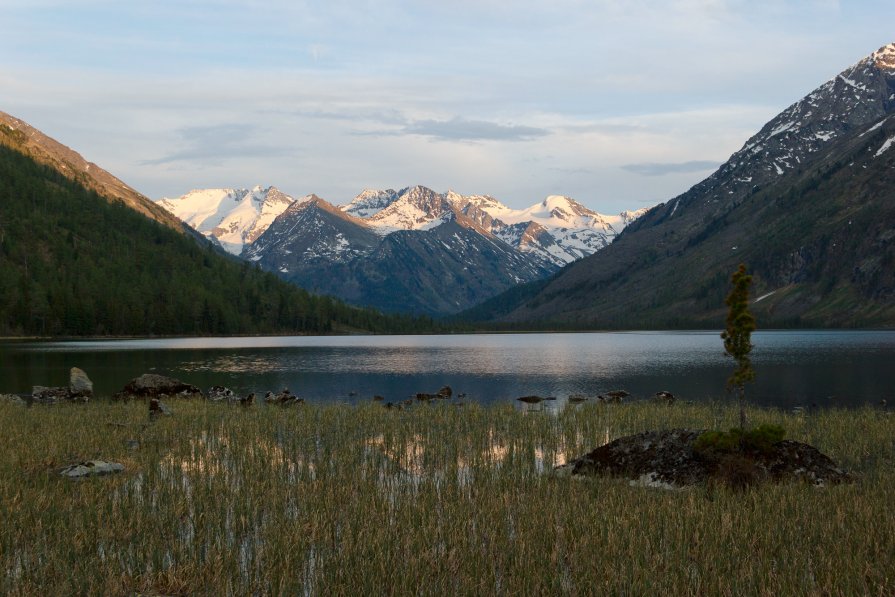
[721,263,756,430]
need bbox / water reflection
[2,331,895,408]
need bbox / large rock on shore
[556,429,852,489]
[69,367,93,399]
[113,373,202,401]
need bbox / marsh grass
[1,400,892,595]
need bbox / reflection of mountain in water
[1,332,893,408]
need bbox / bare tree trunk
[739,385,748,430]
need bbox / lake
[1,331,893,409]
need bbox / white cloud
[1,0,893,213]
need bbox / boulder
[59,460,124,479]
[556,429,853,489]
[69,367,93,400]
[436,386,453,398]
[113,373,202,401]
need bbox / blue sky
[2,0,893,212]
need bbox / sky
[1,1,893,213]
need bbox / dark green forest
[0,143,435,336]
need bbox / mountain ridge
[478,42,895,328]
[0,111,190,235]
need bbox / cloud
[366,117,550,142]
[141,123,290,166]
[621,160,720,176]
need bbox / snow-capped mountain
[478,42,895,328]
[340,186,646,267]
[244,193,555,315]
[158,186,298,254]
[161,182,645,315]
[243,196,380,269]
[656,42,895,223]
[464,194,647,266]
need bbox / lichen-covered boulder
[556,429,852,489]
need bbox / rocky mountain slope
[476,42,895,328]
[0,111,190,235]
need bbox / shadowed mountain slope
[475,43,895,328]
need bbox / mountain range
[467,42,895,328]
[159,184,645,315]
[5,41,893,332]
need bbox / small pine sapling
[721,263,756,430]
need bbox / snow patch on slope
[874,135,895,157]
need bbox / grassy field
[1,398,892,595]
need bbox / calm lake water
[1,331,893,409]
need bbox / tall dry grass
[1,399,892,595]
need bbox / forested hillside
[0,141,431,336]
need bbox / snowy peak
[871,43,895,71]
[653,40,895,223]
[335,185,646,267]
[515,195,611,230]
[365,185,456,232]
[245,193,379,269]
[157,186,296,254]
[341,188,400,218]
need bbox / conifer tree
[721,263,756,430]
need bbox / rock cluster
[29,367,94,404]
[415,386,454,401]
[264,388,304,406]
[207,385,235,401]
